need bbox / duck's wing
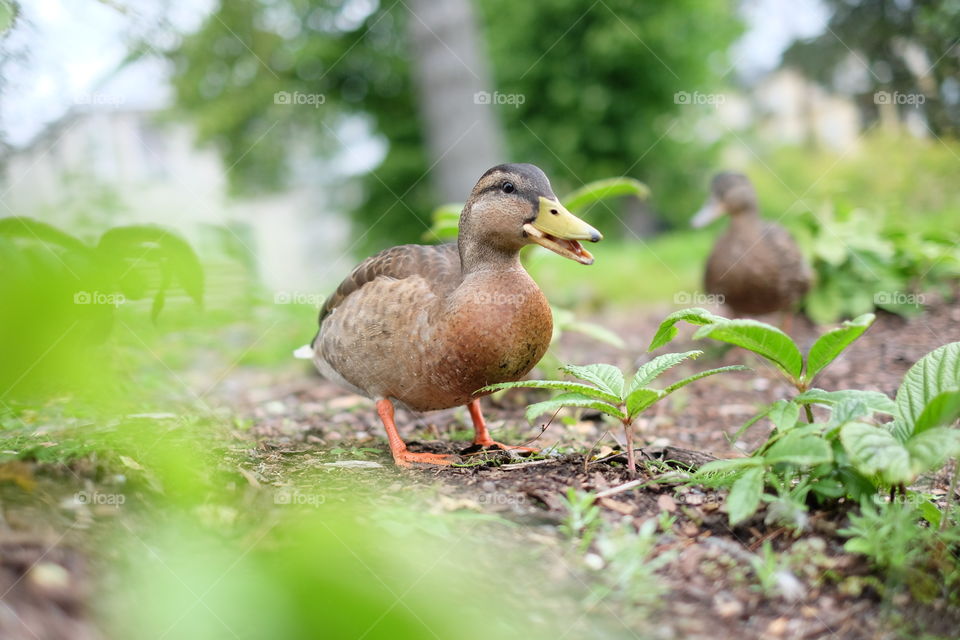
[313,243,461,341]
[763,223,813,295]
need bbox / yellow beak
[523,197,602,265]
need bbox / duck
[692,171,812,322]
[303,163,602,467]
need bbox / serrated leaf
[647,307,724,352]
[693,319,803,381]
[478,379,621,404]
[662,365,748,394]
[524,392,625,423]
[794,388,895,415]
[628,350,702,394]
[892,342,960,440]
[840,422,912,485]
[768,400,800,431]
[562,177,649,213]
[625,388,662,419]
[727,466,764,526]
[695,457,763,477]
[764,431,833,466]
[561,363,624,398]
[804,313,875,383]
[912,390,960,434]
[904,427,960,475]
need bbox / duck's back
[705,221,811,315]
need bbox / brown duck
[304,164,602,467]
[692,172,812,319]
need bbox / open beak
[691,197,725,228]
[523,197,602,265]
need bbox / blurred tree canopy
[783,0,960,135]
[163,0,742,252]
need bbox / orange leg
[376,398,457,468]
[467,399,538,452]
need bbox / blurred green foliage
[0,217,203,400]
[783,0,960,135]
[745,133,960,323]
[162,0,742,252]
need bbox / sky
[0,0,829,150]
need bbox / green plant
[789,207,959,324]
[424,177,648,241]
[652,309,960,525]
[557,488,602,550]
[482,348,745,477]
[0,217,204,397]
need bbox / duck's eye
[501,181,515,194]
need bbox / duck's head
[691,171,758,228]
[460,163,602,266]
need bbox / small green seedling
[481,352,745,477]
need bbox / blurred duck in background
[692,171,812,331]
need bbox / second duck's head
[460,163,602,266]
[691,171,758,228]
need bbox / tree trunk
[405,0,505,202]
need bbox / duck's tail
[293,345,314,360]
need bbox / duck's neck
[729,207,761,233]
[458,238,523,276]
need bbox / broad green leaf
[561,364,624,398]
[562,177,649,213]
[695,457,764,476]
[804,313,874,383]
[768,400,800,431]
[625,388,662,419]
[478,380,621,404]
[840,422,912,485]
[647,307,724,352]
[524,392,625,423]
[693,319,803,381]
[794,388,895,415]
[904,427,960,475]
[480,378,613,399]
[628,350,702,394]
[826,398,870,431]
[893,341,960,440]
[662,365,748,395]
[727,467,764,526]
[912,390,960,435]
[764,431,833,466]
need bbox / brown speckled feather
[311,239,553,412]
[705,218,812,315]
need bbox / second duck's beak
[691,197,725,228]
[523,197,602,265]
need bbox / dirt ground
[219,301,960,640]
[1,302,958,639]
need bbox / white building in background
[0,60,352,294]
